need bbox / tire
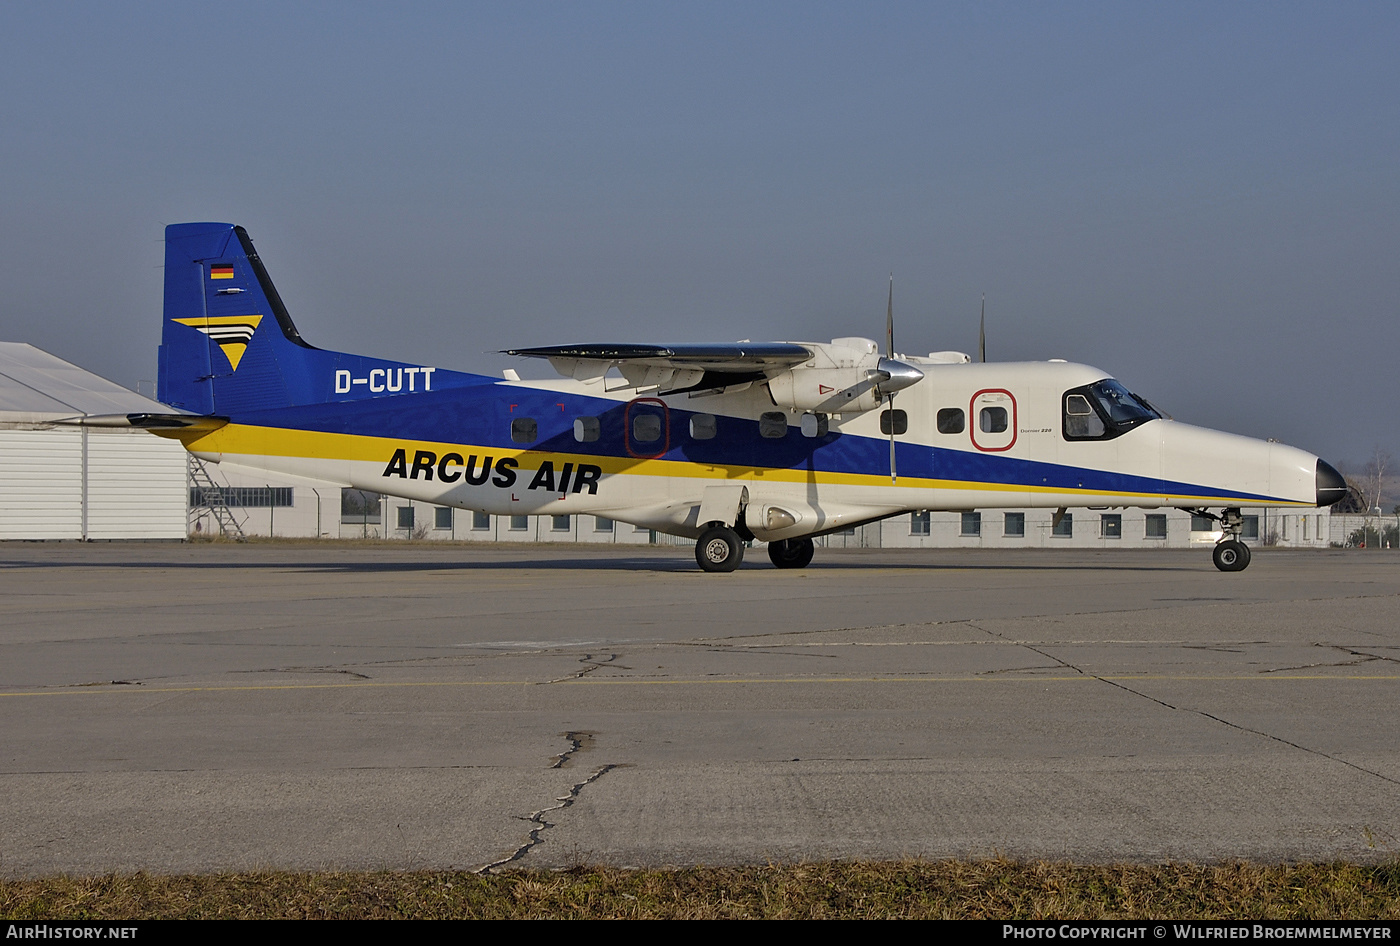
[696,525,744,573]
[1212,539,1251,572]
[767,538,815,569]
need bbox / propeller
[886,276,896,481]
[873,275,923,482]
[979,294,986,363]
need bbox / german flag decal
[172,315,264,371]
[209,264,235,280]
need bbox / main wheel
[696,525,744,573]
[1212,539,1251,572]
[767,537,815,569]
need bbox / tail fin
[158,223,482,415]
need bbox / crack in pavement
[1005,637,1400,790]
[228,667,372,679]
[540,653,623,684]
[550,731,594,769]
[478,731,619,873]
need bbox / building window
[397,506,415,530]
[472,511,490,530]
[961,512,981,536]
[509,515,529,531]
[551,515,571,532]
[594,516,614,532]
[1101,514,1122,538]
[1191,514,1216,532]
[434,507,453,530]
[936,408,964,434]
[339,489,381,524]
[193,486,293,508]
[1004,512,1025,537]
[1145,514,1167,538]
[1242,515,1259,540]
[510,417,537,443]
[910,511,930,535]
[1053,513,1073,537]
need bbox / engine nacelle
[767,367,883,413]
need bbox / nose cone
[874,357,924,395]
[1316,458,1348,507]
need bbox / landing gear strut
[695,524,745,572]
[767,537,815,569]
[1196,507,1252,572]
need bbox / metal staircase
[187,455,247,540]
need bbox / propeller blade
[889,391,897,482]
[886,275,896,481]
[979,294,986,363]
[886,274,894,359]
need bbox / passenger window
[633,413,662,443]
[979,406,1007,434]
[690,413,717,440]
[936,408,964,434]
[880,409,908,435]
[759,412,788,439]
[574,416,600,442]
[510,417,537,443]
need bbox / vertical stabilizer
[157,222,484,415]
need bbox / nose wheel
[1212,539,1251,572]
[1196,507,1253,572]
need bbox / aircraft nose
[1316,458,1348,507]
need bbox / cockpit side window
[1062,379,1160,441]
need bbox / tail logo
[172,315,265,371]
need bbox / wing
[502,342,814,393]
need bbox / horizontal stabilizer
[54,413,230,432]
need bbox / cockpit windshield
[1062,379,1161,441]
[1088,380,1159,426]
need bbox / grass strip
[6,861,1400,920]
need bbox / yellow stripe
[2,673,1392,699]
[178,422,1309,506]
[172,315,265,329]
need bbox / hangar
[0,343,186,540]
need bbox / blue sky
[1,1,1395,467]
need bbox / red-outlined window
[625,397,670,458]
[969,388,1017,452]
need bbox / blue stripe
[233,386,1290,504]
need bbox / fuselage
[177,357,1323,543]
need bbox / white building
[198,461,1332,550]
[0,343,187,541]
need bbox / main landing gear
[695,524,745,572]
[694,527,816,573]
[1197,507,1252,572]
[767,537,815,569]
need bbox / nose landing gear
[1196,507,1252,572]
